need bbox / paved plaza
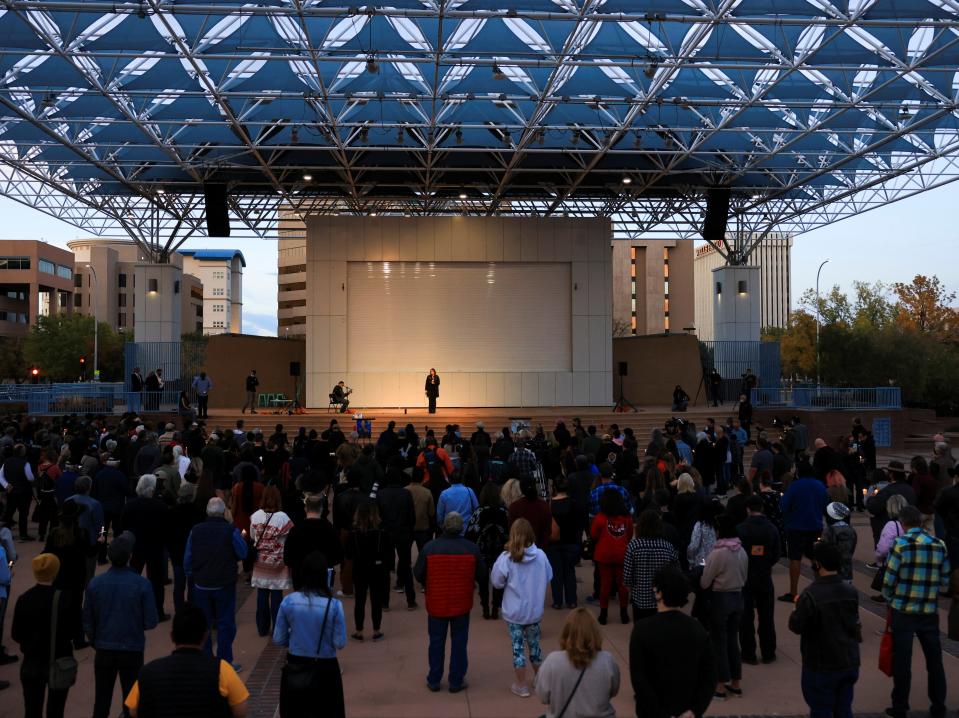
[0,510,954,718]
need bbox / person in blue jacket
[779,457,828,603]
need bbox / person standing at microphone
[425,369,440,415]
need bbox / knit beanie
[32,553,60,584]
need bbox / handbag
[281,596,334,692]
[48,591,78,691]
[538,666,586,718]
[878,609,894,677]
[871,522,901,592]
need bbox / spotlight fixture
[359,127,369,143]
[622,176,632,185]
[492,63,506,81]
[156,187,166,195]
[290,127,299,145]
[458,192,467,199]
[455,128,463,145]
[535,128,545,145]
[396,128,405,144]
[40,93,55,109]
[633,131,642,148]
[571,129,581,146]
[303,174,313,181]
[644,63,657,79]
[366,54,379,73]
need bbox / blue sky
[1,181,956,335]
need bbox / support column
[133,263,182,342]
[712,265,761,342]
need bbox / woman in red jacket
[590,490,633,625]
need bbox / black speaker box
[203,183,231,237]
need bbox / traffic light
[80,356,86,365]
[30,366,39,384]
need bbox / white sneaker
[511,683,531,698]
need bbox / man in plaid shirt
[507,432,548,499]
[881,506,950,718]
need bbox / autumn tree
[892,274,957,335]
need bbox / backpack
[424,449,447,488]
[37,466,56,494]
[467,508,507,563]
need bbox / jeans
[193,584,238,664]
[890,610,947,717]
[93,649,143,718]
[801,667,858,718]
[256,588,283,637]
[427,614,470,688]
[131,551,166,618]
[546,544,579,607]
[709,590,743,684]
[740,577,776,661]
[197,394,209,418]
[21,668,69,718]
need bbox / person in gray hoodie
[491,518,553,699]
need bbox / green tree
[799,285,854,326]
[23,314,127,382]
[779,310,817,378]
[0,337,27,381]
[851,281,895,329]
[892,274,957,335]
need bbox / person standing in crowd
[123,604,249,717]
[425,368,440,414]
[169,483,205,613]
[821,502,857,582]
[413,512,484,693]
[129,367,144,413]
[780,458,829,603]
[737,495,781,665]
[35,449,61,543]
[546,475,584,610]
[623,509,679,623]
[250,486,294,637]
[121,475,170,622]
[0,535,14,675]
[65,475,103,581]
[91,451,129,562]
[1,443,35,540]
[491,518,552,699]
[83,532,158,718]
[536,608,620,718]
[788,541,861,718]
[508,477,553,550]
[591,490,633,625]
[184,497,249,670]
[192,371,213,419]
[908,457,938,532]
[345,501,393,642]
[283,493,342,590]
[465,481,509,620]
[630,566,715,718]
[437,470,479,534]
[43,501,90,650]
[701,514,748,700]
[273,553,347,718]
[242,369,259,414]
[11,554,74,718]
[377,469,417,610]
[881,505,950,718]
[406,467,436,554]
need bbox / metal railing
[751,386,902,410]
[698,340,781,389]
[0,383,183,415]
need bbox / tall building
[177,250,245,334]
[0,240,75,337]
[278,212,307,338]
[68,240,203,334]
[694,234,792,341]
[611,239,694,336]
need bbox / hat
[135,425,145,434]
[826,502,850,522]
[32,553,60,584]
[107,531,135,565]
[887,460,907,476]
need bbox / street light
[86,264,99,381]
[815,258,830,389]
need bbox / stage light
[459,192,467,199]
[455,128,463,145]
[492,63,506,81]
[156,188,166,194]
[644,63,657,79]
[303,174,313,181]
[622,176,632,185]
[571,130,580,146]
[366,54,379,74]
[148,278,158,294]
[359,127,369,143]
[290,127,299,145]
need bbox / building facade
[693,234,792,341]
[278,211,307,338]
[178,249,245,334]
[68,240,203,334]
[0,240,75,337]
[611,239,694,337]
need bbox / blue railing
[751,386,902,410]
[0,383,182,415]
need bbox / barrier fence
[0,382,182,415]
[751,386,902,410]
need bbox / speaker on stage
[203,183,231,237]
[702,186,730,244]
[618,361,628,377]
[290,361,301,377]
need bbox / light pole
[86,264,99,381]
[815,258,829,389]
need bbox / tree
[851,281,895,329]
[23,313,127,382]
[0,337,27,381]
[799,285,854,326]
[779,310,817,378]
[892,274,957,335]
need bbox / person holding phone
[425,369,440,414]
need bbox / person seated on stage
[671,385,690,413]
[331,381,351,413]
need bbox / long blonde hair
[507,518,535,562]
[500,478,522,507]
[560,608,603,669]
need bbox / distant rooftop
[178,249,246,267]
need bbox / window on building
[212,304,224,312]
[118,293,126,307]
[118,312,126,327]
[195,305,203,318]
[629,247,637,335]
[663,247,670,333]
[212,287,224,296]
[74,293,82,308]
[74,273,83,288]
[56,265,72,280]
[38,259,55,274]
[118,273,127,288]
[0,257,30,270]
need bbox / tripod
[692,364,708,407]
[613,371,636,413]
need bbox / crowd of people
[0,407,956,718]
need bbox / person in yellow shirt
[125,604,249,717]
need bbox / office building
[278,211,307,338]
[0,240,75,337]
[178,249,245,334]
[68,239,203,334]
[611,239,694,336]
[694,234,793,341]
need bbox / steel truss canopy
[1,0,959,252]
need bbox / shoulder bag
[281,596,335,693]
[48,590,78,691]
[538,665,586,718]
[870,522,901,592]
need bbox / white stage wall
[304,216,612,408]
